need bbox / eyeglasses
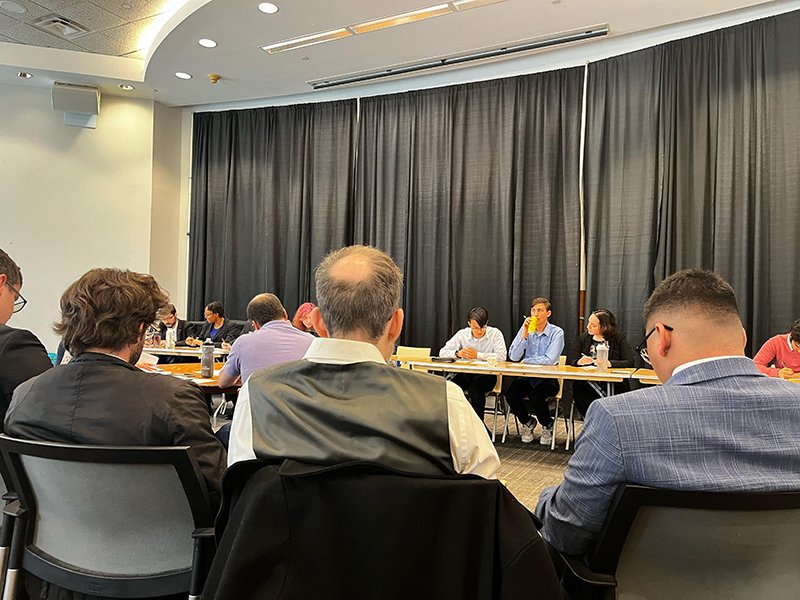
[636,324,673,365]
[5,281,27,314]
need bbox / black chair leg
[2,502,27,600]
[190,528,215,600]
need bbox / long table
[156,362,239,394]
[397,357,636,397]
[143,346,230,358]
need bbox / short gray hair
[315,245,403,341]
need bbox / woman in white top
[439,307,507,421]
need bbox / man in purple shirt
[218,294,314,388]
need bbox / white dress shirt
[228,337,500,478]
[439,326,507,360]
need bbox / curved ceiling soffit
[143,0,212,75]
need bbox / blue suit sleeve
[534,402,625,556]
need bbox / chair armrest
[192,527,215,539]
[2,500,25,518]
[2,492,18,503]
[546,541,617,587]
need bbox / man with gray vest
[227,245,500,477]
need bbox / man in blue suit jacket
[536,269,800,557]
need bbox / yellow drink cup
[528,316,538,333]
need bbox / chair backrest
[395,346,431,370]
[590,484,800,600]
[0,437,213,598]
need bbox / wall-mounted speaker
[52,82,100,129]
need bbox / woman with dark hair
[568,308,635,417]
[187,301,241,347]
[439,307,507,421]
[292,302,317,334]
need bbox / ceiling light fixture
[118,83,135,90]
[350,4,451,35]
[262,0,510,54]
[262,29,351,54]
[310,25,609,89]
[175,71,192,79]
[452,0,507,10]
[16,71,32,78]
[198,38,217,48]
[258,2,279,14]
[0,1,27,14]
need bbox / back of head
[0,248,22,288]
[247,293,285,326]
[643,269,743,352]
[315,245,403,342]
[292,302,316,329]
[55,268,169,355]
[593,308,618,338]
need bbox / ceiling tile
[0,0,50,23]
[0,32,19,41]
[101,13,154,48]
[0,10,19,30]
[29,0,82,11]
[4,20,85,49]
[119,47,144,59]
[71,29,130,54]
[97,0,164,22]
[56,1,125,33]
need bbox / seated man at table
[5,268,226,511]
[439,306,507,421]
[535,269,800,558]
[218,293,314,387]
[753,318,800,379]
[504,298,565,445]
[0,248,52,426]
[228,245,499,477]
[158,303,193,345]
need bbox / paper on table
[214,369,222,376]
[194,379,216,384]
[138,352,158,365]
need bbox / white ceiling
[0,0,795,107]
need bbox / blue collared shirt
[508,321,564,365]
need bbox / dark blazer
[5,352,226,510]
[205,460,564,600]
[568,330,635,369]
[0,323,51,425]
[158,318,194,346]
[196,318,243,347]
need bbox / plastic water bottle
[597,342,609,373]
[166,328,176,349]
[201,338,214,378]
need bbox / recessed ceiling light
[198,38,217,48]
[258,2,279,14]
[0,1,27,14]
[119,83,135,90]
[121,3,132,7]
[351,4,451,34]
[16,72,32,78]
[175,72,192,79]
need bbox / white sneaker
[540,424,554,446]
[520,419,536,443]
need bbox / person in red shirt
[754,319,800,378]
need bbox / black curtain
[355,70,583,351]
[585,10,800,352]
[189,101,357,320]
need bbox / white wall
[0,83,155,352]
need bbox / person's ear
[741,327,747,350]
[386,309,404,343]
[656,323,672,357]
[310,307,328,338]
[546,310,552,320]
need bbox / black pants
[450,373,498,421]
[572,381,600,418]
[504,377,559,427]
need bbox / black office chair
[550,483,800,600]
[0,437,215,599]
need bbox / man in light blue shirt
[505,297,564,445]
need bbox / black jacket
[196,318,242,347]
[5,352,226,510]
[158,318,194,345]
[204,460,564,600]
[0,323,51,426]
[568,330,635,369]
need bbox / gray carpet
[488,412,581,511]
